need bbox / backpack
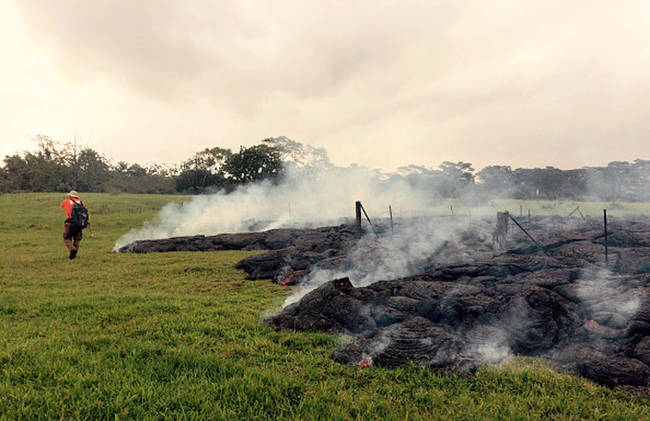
[67,201,89,230]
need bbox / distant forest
[1,135,648,202]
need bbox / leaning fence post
[507,212,549,256]
[359,203,378,236]
[389,205,394,235]
[568,205,585,221]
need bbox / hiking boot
[69,249,78,259]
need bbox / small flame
[280,273,294,286]
[358,354,373,368]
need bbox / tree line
[1,135,648,202]
[395,160,649,203]
[0,135,282,194]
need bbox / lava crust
[120,215,650,391]
[267,216,650,392]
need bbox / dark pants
[63,225,82,252]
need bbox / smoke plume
[282,217,473,306]
[113,165,439,251]
[577,269,643,327]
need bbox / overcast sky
[1,0,648,171]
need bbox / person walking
[60,190,89,259]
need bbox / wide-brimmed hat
[68,190,80,199]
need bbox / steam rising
[467,327,512,365]
[577,269,643,324]
[113,165,434,251]
[114,155,647,376]
[283,219,469,306]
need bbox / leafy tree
[438,161,475,198]
[1,154,31,192]
[106,160,175,193]
[174,147,232,193]
[126,163,147,177]
[476,165,513,187]
[630,159,650,201]
[76,148,110,191]
[184,147,232,173]
[263,136,331,169]
[223,144,282,184]
[1,136,71,191]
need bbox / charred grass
[0,193,648,420]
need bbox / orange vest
[61,199,84,224]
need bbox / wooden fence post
[355,201,362,235]
[603,209,609,266]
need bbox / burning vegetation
[120,212,650,395]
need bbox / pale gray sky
[1,0,649,170]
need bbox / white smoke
[467,328,512,365]
[576,268,643,325]
[113,164,437,251]
[282,217,474,307]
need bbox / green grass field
[0,193,648,420]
